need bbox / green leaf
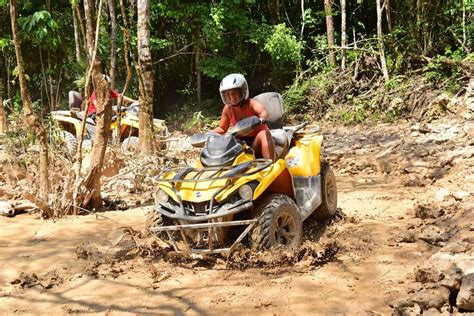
[0,38,10,49]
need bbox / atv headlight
[155,189,169,204]
[238,184,254,200]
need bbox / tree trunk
[108,0,117,89]
[352,27,359,80]
[4,51,12,100]
[72,3,81,62]
[74,5,87,55]
[39,49,51,113]
[324,0,336,66]
[137,0,155,153]
[84,0,96,62]
[79,0,110,210]
[0,79,7,134]
[10,0,50,200]
[462,0,466,46]
[195,26,201,104]
[385,0,392,33]
[300,0,305,41]
[416,0,423,53]
[116,0,133,145]
[340,0,347,70]
[376,0,390,81]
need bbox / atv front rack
[155,158,273,183]
[149,219,257,256]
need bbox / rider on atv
[214,74,275,161]
[88,75,137,117]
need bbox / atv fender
[51,114,83,136]
[286,135,323,177]
[252,159,290,199]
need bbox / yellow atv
[147,92,337,256]
[50,91,169,153]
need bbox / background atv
[50,90,169,153]
[147,92,337,256]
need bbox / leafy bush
[339,99,370,124]
[166,102,220,134]
[283,71,334,118]
[182,110,218,133]
[423,47,464,83]
[264,24,302,66]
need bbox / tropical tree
[10,0,50,201]
[137,0,155,153]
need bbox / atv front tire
[314,160,337,220]
[144,210,164,238]
[59,131,78,155]
[250,194,302,250]
[121,136,139,151]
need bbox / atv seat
[253,92,283,129]
[253,92,289,159]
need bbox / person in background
[88,75,137,116]
[213,73,275,161]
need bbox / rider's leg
[252,130,275,161]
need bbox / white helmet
[219,73,249,106]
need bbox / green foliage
[0,38,9,49]
[264,24,302,65]
[70,59,87,90]
[423,47,465,83]
[384,76,402,91]
[283,80,312,114]
[4,111,36,157]
[340,99,370,124]
[19,10,59,47]
[247,24,272,46]
[2,0,470,128]
[150,37,172,51]
[200,57,241,79]
[166,103,219,134]
[182,111,216,133]
[284,72,334,116]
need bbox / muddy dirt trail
[0,114,472,315]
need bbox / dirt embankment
[0,107,473,314]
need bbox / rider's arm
[213,105,230,135]
[122,95,138,104]
[249,98,269,120]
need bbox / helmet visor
[222,88,242,106]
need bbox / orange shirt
[228,100,269,137]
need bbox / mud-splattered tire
[250,194,302,250]
[59,131,78,155]
[121,136,139,151]
[154,133,167,151]
[314,160,337,220]
[144,210,164,238]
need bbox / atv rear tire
[59,131,78,155]
[121,136,139,151]
[314,160,337,220]
[250,194,302,250]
